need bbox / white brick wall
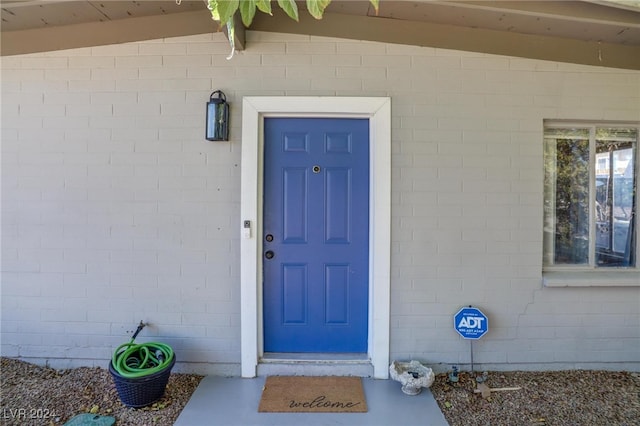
[1,31,639,374]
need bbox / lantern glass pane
[207,102,219,140]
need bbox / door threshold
[261,352,369,363]
[258,353,374,377]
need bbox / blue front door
[263,118,369,353]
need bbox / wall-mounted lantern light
[206,90,229,141]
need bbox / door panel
[325,168,351,243]
[325,264,349,324]
[282,264,307,324]
[283,168,307,243]
[263,117,369,353]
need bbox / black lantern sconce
[206,90,229,141]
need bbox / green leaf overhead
[306,0,331,20]
[207,0,220,21]
[256,0,272,15]
[216,0,240,24]
[277,0,299,21]
[208,0,380,27]
[239,0,257,26]
[206,0,382,58]
[369,0,379,14]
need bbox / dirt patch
[430,370,640,426]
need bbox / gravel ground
[0,357,203,426]
[2,357,639,426]
[430,369,640,426]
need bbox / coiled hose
[111,322,174,379]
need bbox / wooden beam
[1,9,218,56]
[250,9,640,70]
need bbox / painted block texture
[2,31,639,373]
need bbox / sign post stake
[454,305,488,373]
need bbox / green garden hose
[111,322,174,379]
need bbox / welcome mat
[258,376,367,413]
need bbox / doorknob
[265,250,274,259]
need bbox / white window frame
[542,120,640,287]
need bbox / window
[543,123,638,269]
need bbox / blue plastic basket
[108,355,175,408]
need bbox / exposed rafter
[1,0,639,69]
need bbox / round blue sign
[454,306,488,340]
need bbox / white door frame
[240,97,391,379]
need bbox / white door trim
[240,97,391,379]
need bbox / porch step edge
[257,361,374,377]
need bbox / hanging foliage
[207,0,380,58]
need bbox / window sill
[543,270,640,287]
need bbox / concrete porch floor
[174,375,449,426]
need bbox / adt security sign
[454,306,488,340]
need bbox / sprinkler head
[448,366,459,383]
[475,371,488,383]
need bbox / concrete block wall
[1,31,639,374]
